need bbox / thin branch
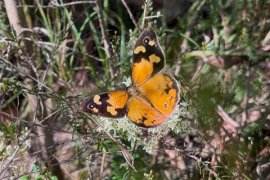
[188,154,218,178]
[3,0,22,35]
[0,110,60,129]
[121,0,139,29]
[0,146,21,176]
[0,127,32,176]
[100,152,106,179]
[242,65,250,127]
[144,15,163,19]
[16,1,95,8]
[95,0,114,79]
[85,114,136,171]
[50,1,95,7]
[216,105,240,129]
[174,31,191,76]
[141,1,148,29]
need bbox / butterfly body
[82,27,180,127]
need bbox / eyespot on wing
[138,73,180,117]
[132,27,165,85]
[82,91,129,118]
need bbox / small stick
[121,0,139,29]
[95,0,114,79]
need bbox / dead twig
[16,1,95,8]
[95,0,114,79]
[174,31,191,76]
[100,151,106,179]
[242,66,250,127]
[50,1,95,7]
[121,0,139,29]
[216,105,240,130]
[84,114,136,171]
[188,154,218,178]
[0,127,32,176]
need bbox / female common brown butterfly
[82,27,180,127]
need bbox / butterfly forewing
[82,91,128,118]
[132,27,165,86]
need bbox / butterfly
[82,27,180,127]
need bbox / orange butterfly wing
[138,73,180,117]
[127,96,167,127]
[82,91,128,118]
[127,73,180,127]
[132,27,165,86]
[128,28,180,127]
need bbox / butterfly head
[127,85,140,97]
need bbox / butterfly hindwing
[132,27,165,86]
[127,96,167,127]
[82,91,129,118]
[139,73,180,117]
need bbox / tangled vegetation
[0,0,269,179]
